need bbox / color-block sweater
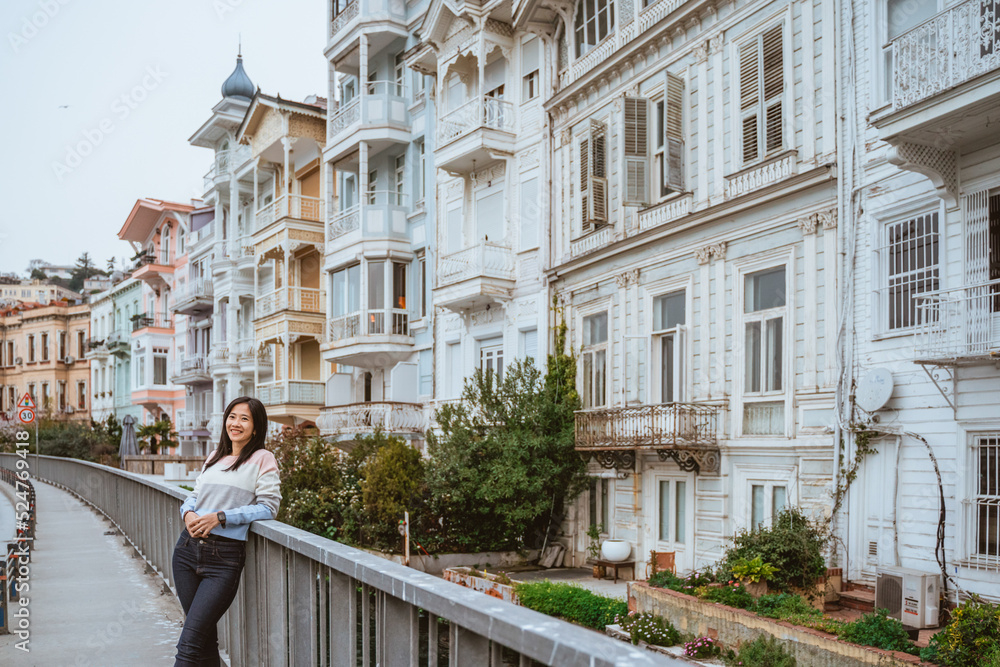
[179,448,281,541]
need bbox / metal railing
[328,308,410,340]
[575,402,720,450]
[255,380,325,406]
[439,242,515,288]
[328,191,409,240]
[317,401,425,436]
[256,287,324,317]
[330,0,358,35]
[0,454,665,665]
[915,279,1000,362]
[437,96,515,146]
[174,279,214,306]
[255,194,325,231]
[131,312,172,331]
[891,0,1000,110]
[329,97,360,137]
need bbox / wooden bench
[594,559,635,584]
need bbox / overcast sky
[0,0,327,275]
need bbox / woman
[172,396,281,666]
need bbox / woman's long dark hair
[205,396,269,471]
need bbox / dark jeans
[172,530,246,667]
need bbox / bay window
[743,266,786,435]
[582,311,608,408]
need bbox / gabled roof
[118,198,194,244]
[236,91,327,145]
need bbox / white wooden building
[839,0,1000,600]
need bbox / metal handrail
[0,454,666,666]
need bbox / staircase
[838,583,875,613]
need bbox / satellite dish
[856,368,894,412]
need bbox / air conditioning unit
[14,357,22,365]
[64,356,75,365]
[875,566,940,629]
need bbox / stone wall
[629,583,928,667]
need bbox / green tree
[426,313,586,552]
[29,268,47,280]
[361,434,424,546]
[136,418,178,455]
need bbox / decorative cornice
[613,268,640,288]
[798,214,819,235]
[819,208,837,230]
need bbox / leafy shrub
[684,636,721,659]
[731,555,778,584]
[648,568,716,594]
[514,581,627,630]
[930,596,1000,667]
[724,635,797,667]
[721,507,826,592]
[615,611,680,647]
[699,584,757,610]
[838,608,918,655]
[755,593,819,620]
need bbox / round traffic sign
[18,408,35,424]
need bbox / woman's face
[226,403,254,450]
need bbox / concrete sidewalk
[0,479,184,666]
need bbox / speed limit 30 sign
[18,407,35,424]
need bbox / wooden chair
[646,551,676,579]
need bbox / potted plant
[586,523,605,577]
[730,555,777,598]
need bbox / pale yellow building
[0,301,91,420]
[0,280,83,306]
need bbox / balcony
[915,280,1000,365]
[322,308,413,367]
[171,355,211,385]
[326,192,409,250]
[131,312,172,332]
[254,194,325,233]
[328,0,407,60]
[256,380,325,407]
[435,97,515,174]
[435,242,515,311]
[107,330,130,357]
[177,410,210,432]
[236,337,271,372]
[84,338,108,361]
[255,287,324,319]
[172,279,214,316]
[574,403,721,473]
[202,145,251,191]
[210,344,235,369]
[876,0,1000,167]
[317,401,425,439]
[130,253,174,289]
[326,83,410,163]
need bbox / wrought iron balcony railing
[575,402,719,450]
[317,401,425,436]
[915,279,1000,364]
[436,96,515,146]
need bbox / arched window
[575,0,615,58]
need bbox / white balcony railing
[915,280,1000,362]
[179,355,209,374]
[226,235,255,261]
[317,402,425,436]
[327,308,410,340]
[891,0,1000,110]
[328,191,408,240]
[436,96,515,146]
[329,97,360,137]
[255,194,325,231]
[256,380,325,406]
[174,279,213,303]
[203,145,251,189]
[328,205,361,239]
[178,410,210,430]
[256,288,324,317]
[236,338,271,365]
[330,0,358,35]
[438,242,515,288]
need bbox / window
[521,36,540,101]
[973,434,1000,564]
[519,176,540,250]
[419,349,433,396]
[27,334,35,362]
[446,341,462,398]
[177,226,185,255]
[881,0,938,104]
[368,260,385,323]
[136,354,146,387]
[77,381,86,409]
[392,261,407,311]
[579,119,608,232]
[751,483,787,528]
[160,226,171,264]
[41,333,49,361]
[574,0,615,57]
[28,383,36,405]
[58,331,66,359]
[582,312,609,408]
[417,253,427,319]
[57,381,66,412]
[367,170,377,205]
[394,154,405,206]
[520,328,538,363]
[589,477,610,529]
[739,24,784,165]
[880,212,939,331]
[153,347,168,386]
[484,58,505,99]
[78,330,85,357]
[412,69,425,97]
[480,337,504,382]
[657,479,687,545]
[743,266,786,435]
[653,291,685,403]
[416,140,425,202]
[394,51,405,94]
[622,97,649,206]
[662,73,685,194]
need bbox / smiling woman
[171,396,281,667]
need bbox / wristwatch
[217,511,227,528]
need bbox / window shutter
[664,72,685,193]
[762,25,784,154]
[739,39,760,164]
[588,119,608,223]
[623,97,649,206]
[579,135,592,233]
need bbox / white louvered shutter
[739,38,760,164]
[579,134,592,233]
[622,97,649,206]
[762,25,784,155]
[588,119,608,223]
[664,72,685,193]
[740,24,784,165]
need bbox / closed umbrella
[119,414,139,459]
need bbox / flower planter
[601,539,631,562]
[443,567,518,603]
[744,580,768,598]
